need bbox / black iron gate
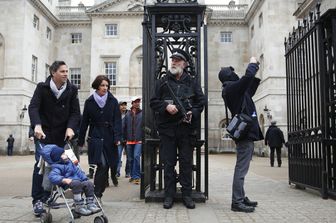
[285,4,336,199]
[141,0,208,202]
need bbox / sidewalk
[0,154,335,223]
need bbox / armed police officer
[150,49,205,209]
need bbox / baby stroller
[37,141,108,223]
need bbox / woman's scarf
[93,91,108,108]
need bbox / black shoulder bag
[223,89,252,141]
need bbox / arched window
[259,114,265,135]
[219,118,231,140]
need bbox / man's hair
[49,61,66,76]
[91,75,110,90]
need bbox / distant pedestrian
[6,134,15,156]
[124,97,142,185]
[265,121,285,167]
[117,100,130,178]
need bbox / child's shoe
[74,199,92,216]
[86,197,101,214]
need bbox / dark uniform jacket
[222,63,264,141]
[28,76,81,147]
[78,92,122,165]
[265,125,285,147]
[150,71,205,137]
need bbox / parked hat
[170,49,190,62]
[218,66,239,83]
[119,101,127,105]
[50,146,64,163]
[131,96,141,103]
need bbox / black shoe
[111,175,118,186]
[278,163,282,167]
[163,197,174,209]
[231,203,255,213]
[182,196,195,209]
[243,197,258,207]
[270,164,274,167]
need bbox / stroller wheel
[102,215,108,223]
[71,209,81,219]
[40,213,52,223]
[94,215,107,223]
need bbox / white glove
[250,57,258,64]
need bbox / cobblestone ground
[0,154,335,223]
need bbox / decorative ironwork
[141,2,208,202]
[285,3,336,199]
[156,0,197,3]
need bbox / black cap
[170,49,190,62]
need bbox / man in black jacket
[150,49,205,209]
[6,134,14,156]
[28,61,80,216]
[219,57,263,213]
[265,121,285,167]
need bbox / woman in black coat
[78,75,122,200]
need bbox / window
[259,13,263,27]
[32,55,38,82]
[48,0,53,4]
[251,25,254,39]
[46,27,51,40]
[105,62,117,85]
[45,64,50,78]
[220,31,232,43]
[71,33,82,44]
[259,54,264,79]
[33,15,39,30]
[70,68,81,89]
[105,24,118,36]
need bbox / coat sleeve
[78,100,89,146]
[74,164,88,181]
[28,83,43,128]
[150,79,169,114]
[113,100,122,143]
[66,86,81,132]
[49,167,64,186]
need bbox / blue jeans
[117,144,130,176]
[126,144,142,179]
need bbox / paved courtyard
[0,153,335,223]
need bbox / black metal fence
[285,4,336,199]
[141,0,208,202]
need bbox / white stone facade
[0,0,335,154]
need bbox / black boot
[182,196,195,209]
[163,197,174,209]
[243,197,258,207]
[231,203,255,213]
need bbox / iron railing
[285,4,336,199]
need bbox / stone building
[0,0,334,154]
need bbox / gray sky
[72,0,231,6]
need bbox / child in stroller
[40,144,101,216]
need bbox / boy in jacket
[219,57,263,213]
[40,145,101,216]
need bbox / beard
[169,66,184,76]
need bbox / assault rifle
[164,80,193,123]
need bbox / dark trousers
[94,164,109,198]
[70,180,94,197]
[31,142,51,204]
[232,140,254,204]
[270,147,282,166]
[7,146,13,156]
[160,128,193,198]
